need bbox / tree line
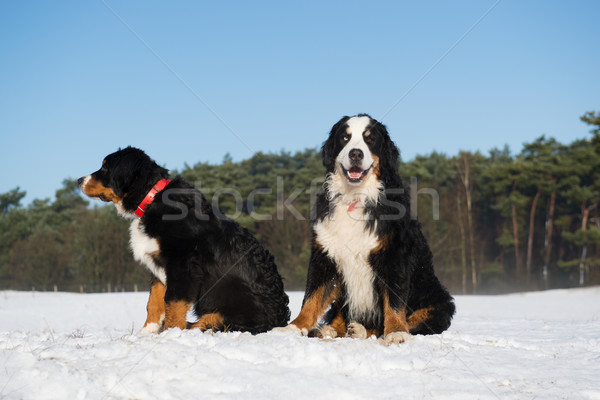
[1,112,599,294]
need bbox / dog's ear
[321,116,350,172]
[108,147,169,197]
[112,168,134,198]
[373,120,399,175]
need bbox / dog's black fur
[287,114,455,341]
[78,147,290,334]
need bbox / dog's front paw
[347,321,368,339]
[308,325,338,339]
[380,331,412,345]
[272,324,309,336]
[138,322,162,335]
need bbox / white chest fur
[129,219,167,285]
[314,200,379,320]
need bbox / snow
[1,288,599,399]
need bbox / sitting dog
[78,147,290,334]
[281,114,455,344]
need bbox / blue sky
[1,1,599,205]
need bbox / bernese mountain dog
[280,114,455,344]
[78,147,290,334]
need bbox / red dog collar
[135,178,170,218]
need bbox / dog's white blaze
[314,200,379,321]
[338,116,374,171]
[81,175,91,188]
[129,219,167,285]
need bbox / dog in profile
[78,147,290,334]
[280,114,455,344]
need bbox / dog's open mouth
[342,165,371,184]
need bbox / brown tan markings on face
[371,154,381,178]
[81,175,121,203]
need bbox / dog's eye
[342,134,350,142]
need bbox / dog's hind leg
[189,312,225,332]
[408,300,455,335]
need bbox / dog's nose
[77,177,84,186]
[349,148,364,162]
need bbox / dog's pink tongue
[348,168,363,179]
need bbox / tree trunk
[467,194,477,293]
[457,154,478,293]
[511,181,523,285]
[456,190,468,295]
[511,203,521,280]
[526,189,541,286]
[579,202,597,286]
[497,223,505,275]
[543,190,556,289]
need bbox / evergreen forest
[1,112,599,294]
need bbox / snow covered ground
[1,288,599,400]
